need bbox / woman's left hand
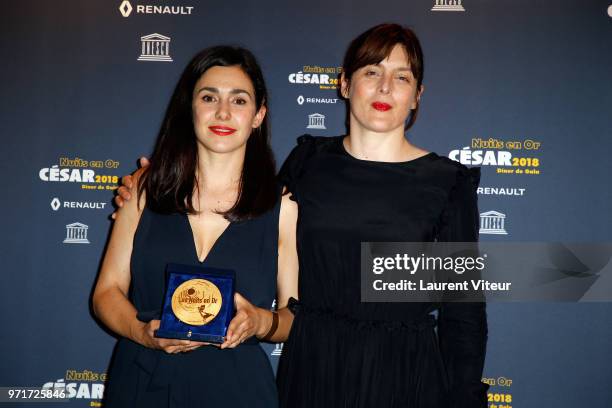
[221,293,271,349]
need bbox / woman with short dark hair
[276,23,488,407]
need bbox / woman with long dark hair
[93,46,298,408]
[275,24,488,407]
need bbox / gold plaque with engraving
[170,279,223,326]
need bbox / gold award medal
[171,279,223,326]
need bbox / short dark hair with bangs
[342,23,424,129]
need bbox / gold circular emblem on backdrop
[171,279,223,326]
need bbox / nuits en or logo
[138,33,172,62]
[479,211,508,235]
[449,138,542,175]
[43,370,106,400]
[289,71,331,85]
[271,342,284,356]
[39,165,95,182]
[39,157,121,192]
[449,146,512,166]
[119,1,194,17]
[431,0,465,12]
[64,222,90,244]
[307,113,326,130]
[288,66,341,90]
[119,0,133,17]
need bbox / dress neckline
[183,213,233,264]
[338,136,437,165]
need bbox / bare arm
[222,194,299,347]
[94,174,196,353]
[93,177,145,342]
[267,193,299,342]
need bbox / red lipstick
[372,102,392,111]
[209,125,236,136]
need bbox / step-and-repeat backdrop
[2,0,611,406]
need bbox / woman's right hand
[112,157,150,217]
[137,319,209,354]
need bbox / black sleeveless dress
[103,202,280,408]
[276,135,488,408]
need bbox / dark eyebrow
[371,63,412,72]
[197,87,253,98]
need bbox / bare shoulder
[279,193,298,218]
[278,194,297,245]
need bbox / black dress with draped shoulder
[103,201,280,408]
[276,135,488,408]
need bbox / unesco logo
[138,34,172,62]
[306,113,326,130]
[271,343,283,356]
[479,211,508,235]
[63,222,90,244]
[431,0,465,12]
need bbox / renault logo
[51,198,61,211]
[119,0,133,17]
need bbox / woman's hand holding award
[155,263,235,344]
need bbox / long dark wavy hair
[138,46,278,221]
